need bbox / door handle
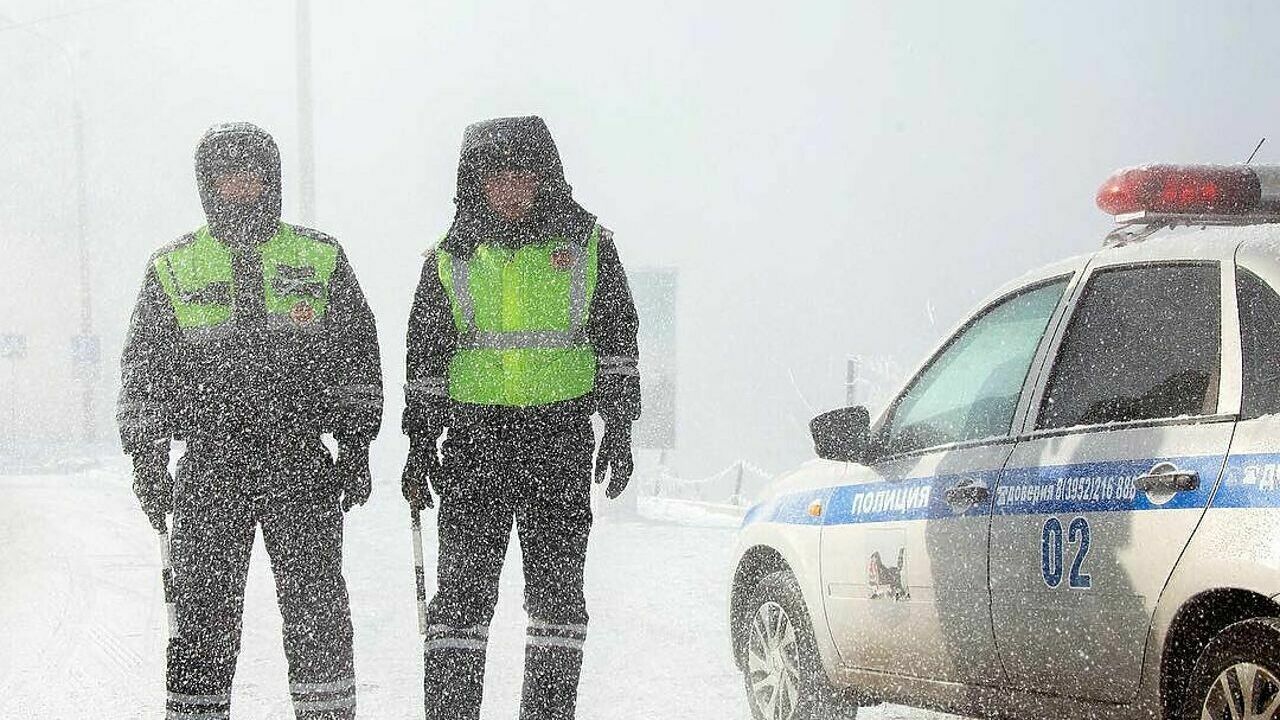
[1134,462,1200,493]
[944,478,991,507]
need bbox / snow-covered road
[0,459,954,719]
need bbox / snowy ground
[0,457,956,719]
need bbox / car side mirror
[810,406,870,463]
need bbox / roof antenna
[1246,137,1266,165]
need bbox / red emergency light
[1096,164,1263,217]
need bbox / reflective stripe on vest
[260,226,338,321]
[153,224,338,338]
[153,228,234,330]
[437,226,600,407]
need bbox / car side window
[877,279,1069,457]
[1237,268,1280,419]
[1036,263,1220,430]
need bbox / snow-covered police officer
[117,122,382,720]
[401,116,641,720]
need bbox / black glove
[594,422,634,499]
[130,441,172,532]
[336,442,372,512]
[401,434,442,510]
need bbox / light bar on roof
[1096,164,1265,217]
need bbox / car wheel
[1179,617,1280,720]
[740,570,856,720]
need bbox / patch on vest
[290,301,316,325]
[550,246,575,271]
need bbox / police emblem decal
[550,246,575,270]
[290,301,316,325]
[867,548,910,601]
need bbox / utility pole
[845,356,859,407]
[72,94,96,444]
[296,0,315,225]
[2,13,97,444]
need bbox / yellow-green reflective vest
[437,226,600,407]
[152,224,339,337]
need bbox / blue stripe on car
[1216,455,1280,509]
[743,453,1280,528]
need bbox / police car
[730,164,1280,720]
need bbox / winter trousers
[423,415,595,720]
[164,436,357,720]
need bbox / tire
[1178,617,1280,720]
[738,570,856,720]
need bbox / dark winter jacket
[402,116,640,437]
[116,124,382,454]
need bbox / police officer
[117,122,382,720]
[401,116,640,720]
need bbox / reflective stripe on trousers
[522,618,589,720]
[424,624,491,654]
[422,624,491,720]
[526,619,588,651]
[291,676,357,716]
[166,691,230,720]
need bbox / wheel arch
[729,544,794,670]
[1159,587,1280,719]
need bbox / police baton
[157,517,176,637]
[410,509,428,635]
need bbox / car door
[820,272,1075,686]
[989,239,1240,704]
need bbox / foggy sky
[4,0,1280,476]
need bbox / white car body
[730,219,1280,720]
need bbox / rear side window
[1237,268,1280,419]
[1037,263,1221,430]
